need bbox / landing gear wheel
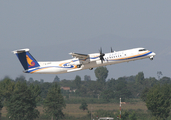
[77,64,82,68]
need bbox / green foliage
[74,75,81,89]
[40,82,52,98]
[84,75,91,81]
[129,111,137,120]
[121,110,129,120]
[145,84,171,119]
[160,77,171,84]
[103,77,132,101]
[53,75,60,82]
[101,89,114,102]
[79,100,88,111]
[28,77,34,83]
[5,81,40,120]
[15,75,26,83]
[0,77,15,100]
[2,72,171,120]
[157,71,163,80]
[135,72,144,84]
[0,96,3,119]
[94,109,115,118]
[114,110,137,120]
[43,83,66,120]
[94,66,108,83]
[141,87,149,102]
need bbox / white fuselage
[25,48,156,74]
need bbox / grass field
[1,101,147,118]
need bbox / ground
[1,101,147,118]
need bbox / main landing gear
[77,64,82,68]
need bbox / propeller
[111,47,114,53]
[99,47,105,63]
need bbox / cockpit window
[139,49,147,51]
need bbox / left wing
[69,53,89,60]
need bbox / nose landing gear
[89,68,93,70]
[150,56,154,60]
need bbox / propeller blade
[99,47,102,54]
[111,47,114,52]
[99,47,105,63]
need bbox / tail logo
[26,55,35,67]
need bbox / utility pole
[91,106,92,120]
[120,98,121,119]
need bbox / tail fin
[13,48,40,70]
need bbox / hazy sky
[0,1,171,82]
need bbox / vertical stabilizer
[13,49,40,70]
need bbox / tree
[157,71,163,80]
[15,75,26,83]
[84,75,91,81]
[94,66,108,84]
[79,100,88,111]
[0,78,15,100]
[74,75,81,89]
[40,82,52,98]
[135,72,144,84]
[0,96,3,120]
[101,89,114,102]
[141,87,149,102]
[28,77,34,83]
[53,76,60,82]
[94,109,114,118]
[159,77,171,84]
[113,78,132,100]
[145,84,171,119]
[5,81,40,120]
[43,83,66,120]
[40,79,44,84]
[129,111,137,120]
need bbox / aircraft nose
[149,51,156,60]
[151,52,156,56]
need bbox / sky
[0,1,171,82]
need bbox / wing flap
[69,53,89,60]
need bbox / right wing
[69,52,89,60]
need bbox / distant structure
[60,87,76,92]
[61,87,70,91]
[98,117,114,120]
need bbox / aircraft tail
[13,48,40,71]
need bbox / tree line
[0,78,65,120]
[1,66,171,119]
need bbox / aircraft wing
[69,52,89,60]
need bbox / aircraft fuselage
[20,47,155,74]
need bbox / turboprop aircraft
[13,47,156,74]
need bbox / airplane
[12,47,156,74]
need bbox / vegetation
[43,83,66,120]
[0,67,171,119]
[144,84,171,120]
[0,78,40,120]
[79,100,88,111]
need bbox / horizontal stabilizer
[13,48,30,54]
